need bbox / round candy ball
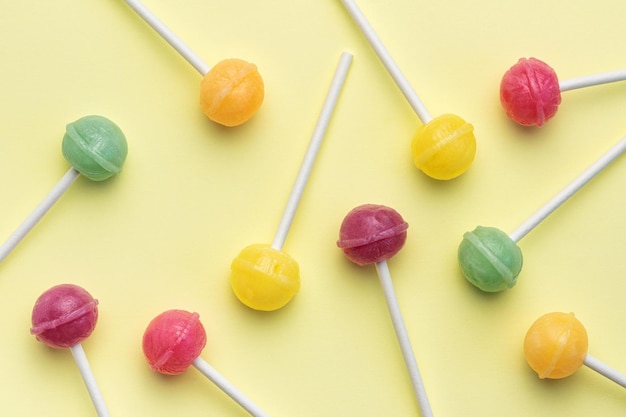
[230,244,300,311]
[200,58,265,127]
[500,57,562,127]
[337,204,408,266]
[457,226,523,292]
[142,309,207,375]
[411,113,476,180]
[524,312,588,379]
[30,283,99,349]
[62,115,128,181]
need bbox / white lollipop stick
[340,0,432,123]
[584,354,626,388]
[70,344,111,417]
[559,69,626,92]
[270,52,353,250]
[192,357,272,417]
[375,260,434,417]
[0,167,80,263]
[508,135,626,242]
[124,0,211,75]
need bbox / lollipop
[337,204,434,417]
[524,312,626,387]
[340,0,476,180]
[30,284,110,417]
[458,134,626,292]
[501,57,626,127]
[123,0,264,127]
[143,309,272,417]
[0,115,127,264]
[230,52,353,311]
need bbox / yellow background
[2,0,626,415]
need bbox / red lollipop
[500,57,626,127]
[142,309,207,375]
[30,284,110,417]
[500,57,561,127]
[142,310,273,417]
[337,204,434,417]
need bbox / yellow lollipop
[231,244,300,311]
[124,0,263,127]
[340,0,476,180]
[412,114,476,180]
[230,53,353,311]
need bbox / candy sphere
[230,244,300,311]
[62,115,128,181]
[457,226,523,292]
[500,57,562,127]
[524,312,588,379]
[411,113,476,180]
[142,309,207,375]
[30,284,99,349]
[200,58,265,127]
[337,204,408,266]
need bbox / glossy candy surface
[524,312,588,379]
[200,58,265,127]
[337,204,408,266]
[411,114,476,180]
[62,115,128,181]
[142,309,207,375]
[500,57,562,127]
[30,284,99,349]
[230,244,300,311]
[457,226,523,292]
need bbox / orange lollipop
[524,312,626,387]
[123,0,263,127]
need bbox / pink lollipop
[500,57,626,126]
[337,204,434,417]
[142,310,272,417]
[30,284,110,417]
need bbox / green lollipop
[0,115,128,263]
[458,226,523,292]
[62,115,127,181]
[458,134,626,292]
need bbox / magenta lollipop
[30,283,110,417]
[337,204,434,417]
[337,204,408,265]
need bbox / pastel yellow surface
[2,1,626,416]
